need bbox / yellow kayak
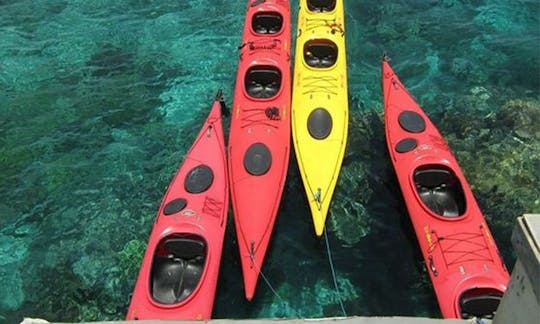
[292,0,348,236]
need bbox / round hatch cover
[398,111,426,133]
[395,138,418,153]
[244,143,272,176]
[307,108,332,140]
[185,164,214,194]
[163,198,187,215]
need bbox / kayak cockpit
[414,165,466,218]
[307,0,336,13]
[459,288,503,319]
[304,39,338,68]
[245,65,282,99]
[150,234,207,305]
[252,12,283,35]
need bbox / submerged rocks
[497,99,540,140]
[259,277,360,318]
[439,95,540,264]
[330,200,370,246]
[0,235,28,311]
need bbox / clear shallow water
[0,0,538,322]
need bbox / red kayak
[126,91,228,320]
[228,0,291,300]
[382,57,509,319]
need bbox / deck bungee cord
[240,107,281,129]
[427,231,495,265]
[301,75,339,96]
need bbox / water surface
[0,0,539,322]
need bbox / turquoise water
[1,0,538,322]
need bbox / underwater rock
[327,109,387,245]
[439,95,540,266]
[497,99,540,140]
[329,201,370,246]
[474,5,529,34]
[72,254,116,288]
[87,44,135,77]
[0,234,29,267]
[0,235,28,311]
[0,270,25,311]
[0,204,18,229]
[332,161,373,245]
[470,86,491,101]
[450,58,473,78]
[116,239,146,285]
[258,277,359,318]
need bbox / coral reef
[258,277,360,318]
[439,96,540,263]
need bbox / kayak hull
[382,59,509,319]
[229,0,291,300]
[127,93,228,320]
[292,0,349,236]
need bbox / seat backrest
[417,186,460,217]
[304,42,338,68]
[460,292,502,319]
[245,67,282,98]
[252,13,283,34]
[164,237,206,260]
[307,0,336,12]
[414,168,451,188]
[151,256,185,304]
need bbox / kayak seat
[414,167,466,217]
[417,186,460,217]
[304,41,338,68]
[459,290,502,319]
[252,12,283,34]
[245,66,281,98]
[164,237,206,260]
[307,0,336,12]
[151,236,207,305]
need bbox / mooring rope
[324,227,347,317]
[258,267,284,302]
[248,250,301,318]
